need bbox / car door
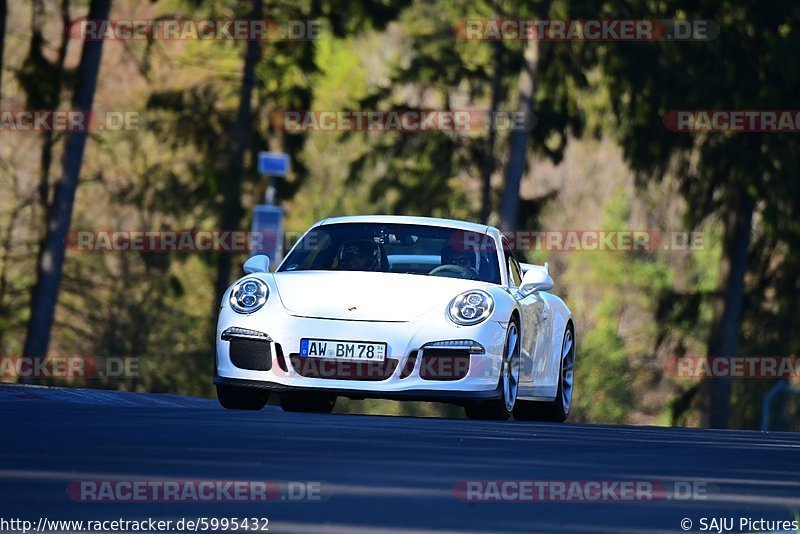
[501,239,546,395]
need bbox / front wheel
[279,392,337,413]
[216,385,269,411]
[513,324,574,422]
[465,319,520,421]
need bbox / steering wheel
[428,264,481,280]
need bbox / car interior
[279,223,502,284]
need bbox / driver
[440,245,480,275]
[338,240,383,272]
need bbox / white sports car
[214,215,575,421]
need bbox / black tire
[513,324,574,422]
[279,392,337,413]
[216,385,269,411]
[464,319,520,421]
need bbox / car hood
[272,270,483,322]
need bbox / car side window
[502,239,523,287]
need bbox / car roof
[316,215,494,235]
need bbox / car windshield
[278,223,501,284]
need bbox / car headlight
[229,277,269,314]
[447,290,494,326]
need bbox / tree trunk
[0,172,22,352]
[38,0,72,220]
[499,37,538,232]
[212,0,263,317]
[480,40,503,224]
[22,0,111,369]
[703,190,755,428]
[0,0,6,103]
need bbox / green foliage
[566,188,673,422]
[317,0,591,223]
[576,297,632,422]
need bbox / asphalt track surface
[2,384,800,534]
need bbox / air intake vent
[289,356,398,381]
[419,349,470,381]
[229,339,272,371]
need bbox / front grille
[419,349,470,381]
[289,355,398,381]
[229,338,272,371]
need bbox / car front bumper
[215,309,508,401]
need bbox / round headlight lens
[447,290,494,326]
[229,277,269,314]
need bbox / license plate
[300,338,387,362]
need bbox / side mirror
[243,254,270,274]
[520,268,553,293]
